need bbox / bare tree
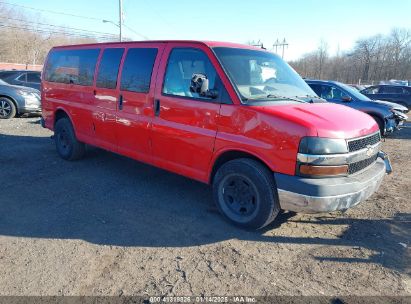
[289,28,411,84]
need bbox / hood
[252,103,379,139]
[372,99,408,112]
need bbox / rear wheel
[54,118,85,160]
[0,97,16,119]
[212,158,280,230]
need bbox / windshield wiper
[266,94,307,103]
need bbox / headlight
[298,137,348,155]
[19,91,40,105]
[297,137,349,177]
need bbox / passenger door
[151,44,223,182]
[92,47,125,152]
[116,44,165,163]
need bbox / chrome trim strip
[347,130,380,142]
[297,142,381,165]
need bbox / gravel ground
[0,116,410,297]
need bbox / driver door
[151,43,223,182]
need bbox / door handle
[154,99,160,116]
[119,94,123,110]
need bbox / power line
[0,23,117,41]
[123,24,149,40]
[0,16,118,37]
[0,0,104,21]
[0,0,148,40]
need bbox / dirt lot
[0,116,410,297]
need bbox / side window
[163,48,217,99]
[27,73,41,83]
[96,48,124,89]
[382,86,403,94]
[319,85,332,99]
[363,86,379,94]
[308,84,322,97]
[120,48,158,93]
[44,49,100,86]
[16,73,27,82]
[331,86,344,99]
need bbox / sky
[2,0,411,60]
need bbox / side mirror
[190,73,218,99]
[342,96,352,102]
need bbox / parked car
[41,41,391,229]
[360,84,411,111]
[0,79,41,119]
[0,70,41,90]
[306,80,408,135]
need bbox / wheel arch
[0,95,18,113]
[53,108,79,136]
[209,149,273,184]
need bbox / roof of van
[51,40,265,51]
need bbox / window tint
[163,48,217,99]
[16,73,27,82]
[318,85,344,99]
[45,49,100,86]
[27,72,41,83]
[363,86,379,94]
[381,86,403,94]
[120,48,157,93]
[96,48,124,89]
[308,84,322,96]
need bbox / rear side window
[44,49,100,86]
[27,72,41,83]
[381,86,404,94]
[96,48,124,89]
[16,73,27,82]
[120,48,158,93]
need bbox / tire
[371,115,385,136]
[54,117,85,161]
[212,158,280,230]
[0,97,17,119]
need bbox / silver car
[0,79,41,119]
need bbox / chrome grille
[348,154,378,174]
[348,132,381,152]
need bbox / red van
[41,41,392,229]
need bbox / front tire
[54,118,85,160]
[212,158,280,230]
[0,97,16,119]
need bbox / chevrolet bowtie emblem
[366,145,374,157]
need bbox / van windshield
[213,47,316,103]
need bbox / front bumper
[275,154,391,213]
[19,105,42,114]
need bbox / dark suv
[306,80,408,135]
[360,85,411,110]
[0,70,41,90]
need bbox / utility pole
[119,0,123,42]
[273,38,288,59]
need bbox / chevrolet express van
[41,41,392,229]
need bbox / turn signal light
[299,164,348,177]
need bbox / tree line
[289,28,411,85]
[0,3,112,66]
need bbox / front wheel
[0,97,16,119]
[212,158,280,230]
